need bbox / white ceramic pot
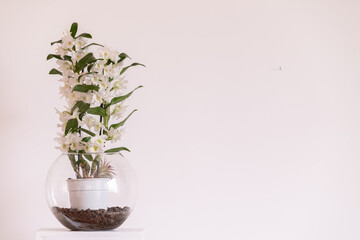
[67,178,110,210]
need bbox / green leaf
[87,64,94,72]
[71,101,90,114]
[108,86,143,107]
[70,22,78,38]
[68,154,77,172]
[49,68,62,76]
[79,112,85,121]
[74,53,97,73]
[110,110,137,129]
[91,155,100,176]
[81,43,104,50]
[105,147,130,153]
[81,136,91,142]
[73,84,99,93]
[105,59,114,66]
[120,62,146,75]
[63,55,72,62]
[84,154,94,161]
[79,127,96,137]
[118,53,131,63]
[65,118,78,135]
[47,54,62,60]
[76,33,92,39]
[51,40,62,45]
[87,107,107,118]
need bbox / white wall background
[1,0,360,239]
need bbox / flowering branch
[48,22,144,178]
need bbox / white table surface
[36,228,143,240]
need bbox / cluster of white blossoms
[49,24,143,154]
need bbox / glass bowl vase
[46,152,137,231]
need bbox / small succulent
[97,159,115,178]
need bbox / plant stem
[77,129,82,178]
[99,103,104,135]
[104,106,110,129]
[77,165,81,178]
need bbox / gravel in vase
[52,206,130,231]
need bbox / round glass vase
[46,152,137,231]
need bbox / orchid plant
[48,22,144,179]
